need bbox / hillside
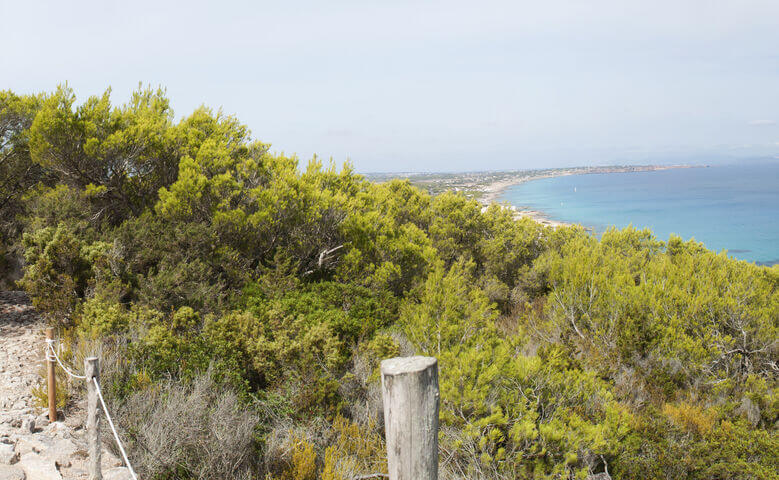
[1,87,777,480]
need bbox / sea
[499,162,779,266]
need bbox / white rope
[93,377,139,480]
[45,339,87,379]
[44,338,139,479]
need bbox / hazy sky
[2,0,778,172]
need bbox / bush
[113,370,259,480]
[18,224,94,325]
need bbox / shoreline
[479,174,576,228]
[479,164,702,228]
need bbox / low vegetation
[1,86,777,479]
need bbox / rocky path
[0,291,131,480]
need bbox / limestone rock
[0,293,85,479]
[17,452,61,480]
[104,467,133,480]
[35,416,49,429]
[19,419,33,435]
[59,466,87,479]
[43,439,78,468]
[0,444,17,465]
[14,437,48,456]
[0,465,25,480]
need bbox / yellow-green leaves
[401,259,497,355]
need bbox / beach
[479,173,576,228]
[478,164,701,229]
[494,163,779,264]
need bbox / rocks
[35,415,50,429]
[19,419,33,435]
[45,439,78,468]
[17,452,61,480]
[15,437,52,457]
[0,292,76,479]
[0,465,25,480]
[0,444,17,465]
[104,467,133,480]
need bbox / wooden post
[45,327,57,422]
[380,356,439,480]
[85,357,102,480]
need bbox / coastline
[479,174,574,228]
[478,164,701,228]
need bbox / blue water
[499,163,779,265]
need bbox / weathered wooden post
[85,357,102,480]
[45,327,57,422]
[380,356,439,480]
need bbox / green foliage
[22,184,95,235]
[76,297,132,338]
[19,224,95,324]
[5,85,777,479]
[29,85,179,225]
[429,191,487,266]
[401,259,497,355]
[338,179,436,294]
[0,90,45,279]
[534,227,778,388]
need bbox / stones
[0,465,25,480]
[14,437,48,456]
[44,439,78,468]
[1,292,87,480]
[59,467,87,479]
[17,452,61,480]
[104,467,133,480]
[0,444,17,465]
[35,415,49,429]
[19,419,33,435]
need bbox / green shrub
[19,224,93,325]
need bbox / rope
[44,338,139,479]
[93,376,139,480]
[45,339,87,379]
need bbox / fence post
[45,327,57,422]
[380,356,439,480]
[85,357,102,480]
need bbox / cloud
[748,119,776,126]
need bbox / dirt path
[0,291,130,480]
[0,292,40,415]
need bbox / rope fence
[44,328,139,480]
[93,376,138,480]
[45,338,86,379]
[44,327,441,480]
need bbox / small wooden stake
[45,327,57,422]
[86,357,102,480]
[381,356,439,480]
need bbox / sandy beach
[478,165,700,229]
[479,174,574,228]
[481,201,572,228]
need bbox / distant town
[366,164,704,205]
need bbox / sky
[2,0,778,172]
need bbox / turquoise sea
[499,163,779,266]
